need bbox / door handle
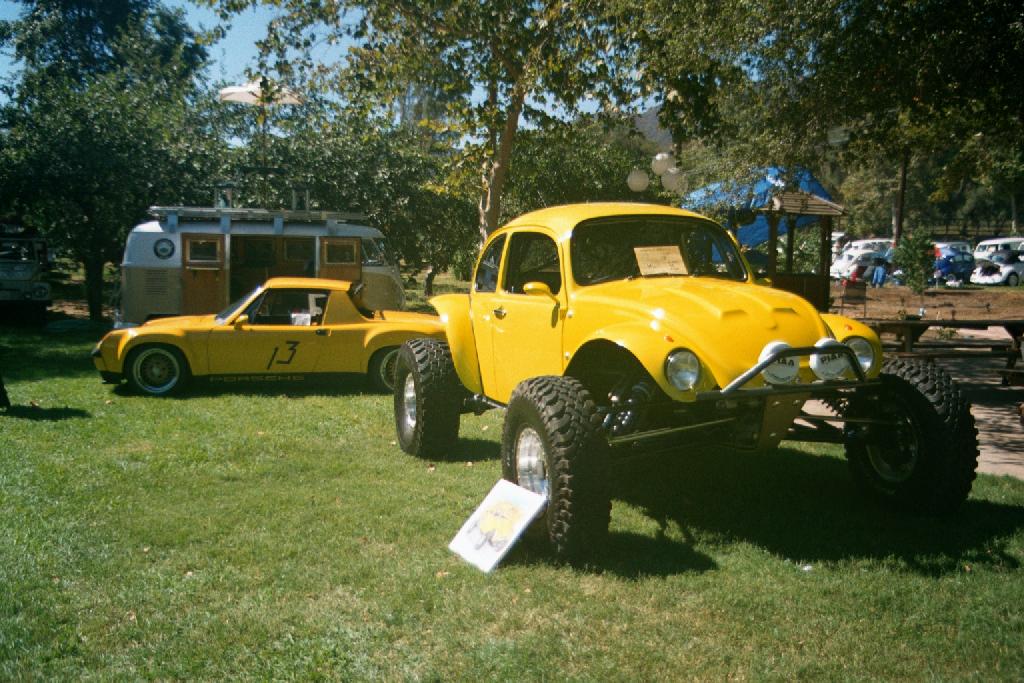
[315,328,331,336]
[493,307,507,319]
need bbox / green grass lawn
[3,320,1024,680]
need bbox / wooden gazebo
[758,190,844,311]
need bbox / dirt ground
[830,281,1024,321]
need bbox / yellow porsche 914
[92,277,443,395]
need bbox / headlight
[810,338,847,381]
[845,336,876,372]
[759,341,799,384]
[665,349,701,391]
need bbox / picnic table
[860,318,1024,385]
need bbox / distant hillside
[633,105,673,149]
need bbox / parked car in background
[973,237,1024,262]
[934,240,972,255]
[970,249,1024,286]
[93,277,444,396]
[840,238,894,257]
[831,249,889,280]
[932,247,975,284]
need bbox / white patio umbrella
[217,78,302,106]
[218,78,302,206]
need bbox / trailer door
[182,233,226,314]
[319,237,362,282]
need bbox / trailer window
[187,239,220,264]
[325,242,357,264]
[361,238,386,266]
[375,238,393,265]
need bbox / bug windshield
[570,216,747,286]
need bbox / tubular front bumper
[606,344,881,451]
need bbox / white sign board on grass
[449,479,546,573]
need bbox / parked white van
[117,206,405,326]
[973,237,1024,261]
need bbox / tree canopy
[0,0,220,319]
[619,0,1024,240]
[203,0,633,239]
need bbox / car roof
[498,202,712,237]
[262,276,353,291]
[977,237,1023,246]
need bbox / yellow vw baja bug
[93,277,444,395]
[393,203,979,560]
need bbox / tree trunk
[1011,193,1019,232]
[424,265,438,298]
[477,87,526,242]
[83,255,107,321]
[892,147,910,245]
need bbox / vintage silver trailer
[117,206,405,326]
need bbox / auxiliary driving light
[809,338,848,381]
[759,341,799,384]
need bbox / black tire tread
[846,357,978,513]
[502,375,610,559]
[394,338,461,457]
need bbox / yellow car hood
[569,277,829,388]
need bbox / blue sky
[0,1,287,84]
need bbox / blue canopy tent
[684,167,844,311]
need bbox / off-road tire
[842,358,978,513]
[501,376,611,560]
[367,346,400,393]
[393,338,461,457]
[125,344,190,396]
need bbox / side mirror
[233,314,249,328]
[522,281,556,299]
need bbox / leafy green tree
[0,1,220,319]
[500,118,657,221]
[892,230,935,299]
[226,102,478,296]
[204,0,632,240]
[619,0,1024,242]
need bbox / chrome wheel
[515,426,548,496]
[402,373,417,431]
[131,347,181,395]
